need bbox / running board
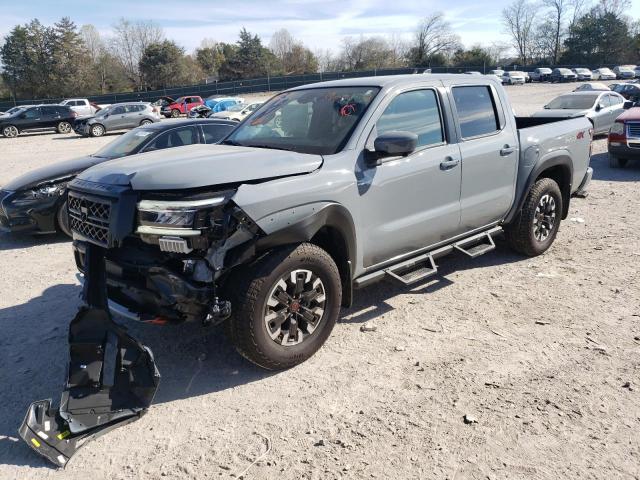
[19,244,160,467]
[453,231,496,258]
[384,253,438,286]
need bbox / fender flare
[505,154,573,224]
[254,202,357,307]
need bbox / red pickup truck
[608,106,640,167]
[161,95,204,118]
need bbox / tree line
[0,1,638,101]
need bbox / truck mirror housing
[372,131,418,160]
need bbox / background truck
[21,74,593,465]
[59,98,101,117]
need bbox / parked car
[162,96,204,118]
[529,68,553,82]
[0,105,33,117]
[0,119,237,236]
[75,102,161,137]
[613,65,636,80]
[592,68,617,80]
[608,106,640,167]
[574,82,610,92]
[211,102,264,121]
[572,68,593,81]
[464,71,482,75]
[60,98,100,117]
[551,68,577,82]
[0,105,76,138]
[610,83,640,101]
[634,66,640,78]
[486,69,504,79]
[188,104,214,118]
[502,71,526,85]
[26,74,594,468]
[151,96,176,109]
[204,96,245,111]
[533,91,627,135]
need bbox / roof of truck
[289,74,503,91]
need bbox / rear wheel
[609,154,628,168]
[505,178,563,257]
[2,125,19,138]
[56,121,72,134]
[140,119,153,126]
[90,124,105,137]
[171,109,180,118]
[226,243,341,370]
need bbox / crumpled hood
[77,144,323,190]
[3,155,107,191]
[532,109,589,118]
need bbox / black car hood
[3,155,110,191]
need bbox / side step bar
[355,226,502,289]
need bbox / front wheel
[90,124,105,137]
[226,243,342,370]
[56,200,72,237]
[2,125,19,138]
[505,178,563,257]
[56,121,72,134]
[140,119,153,126]
[171,109,180,118]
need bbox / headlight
[136,196,228,236]
[610,122,625,135]
[11,183,66,206]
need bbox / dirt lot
[0,82,639,480]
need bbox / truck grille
[68,192,112,247]
[627,122,640,139]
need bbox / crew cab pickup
[20,75,594,466]
[59,98,100,117]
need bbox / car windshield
[223,86,380,155]
[227,104,245,112]
[599,68,613,73]
[575,69,589,73]
[546,94,598,110]
[92,129,155,158]
[619,67,633,72]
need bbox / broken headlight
[11,182,67,206]
[136,196,229,237]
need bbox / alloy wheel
[264,269,327,347]
[533,194,556,242]
[3,126,18,138]
[58,122,71,133]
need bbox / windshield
[546,94,598,110]
[92,129,155,158]
[227,104,245,112]
[575,68,589,73]
[599,68,612,73]
[224,86,380,155]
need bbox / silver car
[79,102,161,137]
[532,91,627,135]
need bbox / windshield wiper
[246,144,295,152]
[221,139,243,146]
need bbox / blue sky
[1,0,639,53]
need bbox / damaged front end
[20,179,260,466]
[19,245,160,467]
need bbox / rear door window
[142,126,199,151]
[201,123,235,144]
[451,86,500,138]
[376,89,444,148]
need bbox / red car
[608,106,640,168]
[161,95,204,118]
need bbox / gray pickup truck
[20,75,593,466]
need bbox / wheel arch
[507,154,573,223]
[254,203,356,307]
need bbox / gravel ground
[0,81,639,480]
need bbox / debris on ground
[360,322,378,332]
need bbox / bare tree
[109,18,163,89]
[80,24,103,62]
[542,0,569,63]
[408,13,461,65]
[269,29,295,64]
[502,0,537,65]
[596,0,631,16]
[486,41,511,65]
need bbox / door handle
[440,157,460,170]
[500,145,516,156]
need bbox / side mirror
[367,131,418,166]
[595,103,603,112]
[623,101,633,109]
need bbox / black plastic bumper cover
[19,244,160,467]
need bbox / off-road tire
[171,109,180,118]
[505,178,563,257]
[56,200,72,237]
[225,243,341,370]
[609,154,627,168]
[56,121,72,134]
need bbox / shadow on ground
[0,231,70,252]
[0,240,524,468]
[590,151,640,182]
